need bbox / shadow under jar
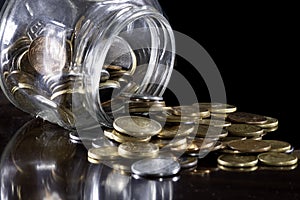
[0,0,175,129]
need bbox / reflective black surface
[1,94,300,200]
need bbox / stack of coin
[124,94,166,114]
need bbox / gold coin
[88,146,120,160]
[210,113,228,119]
[218,165,258,172]
[118,142,159,159]
[258,152,298,166]
[28,36,66,75]
[99,80,120,89]
[228,139,271,153]
[194,119,231,127]
[259,164,298,171]
[113,116,162,137]
[104,129,151,143]
[158,124,194,139]
[227,124,264,137]
[221,136,247,145]
[257,116,278,128]
[217,154,258,167]
[263,126,278,133]
[87,157,101,164]
[154,111,197,123]
[178,157,198,168]
[151,137,187,149]
[191,138,216,150]
[263,140,291,152]
[194,102,237,114]
[172,105,210,118]
[228,112,268,125]
[194,125,228,138]
[220,148,243,154]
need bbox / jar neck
[72,3,175,127]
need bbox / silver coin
[131,158,181,177]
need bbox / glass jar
[0,0,175,129]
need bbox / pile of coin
[84,99,299,177]
[1,17,149,128]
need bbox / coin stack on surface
[83,99,299,177]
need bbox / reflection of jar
[0,0,175,129]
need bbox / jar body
[0,0,175,129]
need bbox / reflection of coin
[228,140,271,153]
[258,152,298,166]
[118,142,159,159]
[227,124,264,137]
[113,116,162,137]
[131,158,181,177]
[217,154,258,167]
[28,36,66,75]
[228,112,268,125]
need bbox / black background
[158,1,299,144]
[0,1,299,143]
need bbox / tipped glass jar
[0,0,175,129]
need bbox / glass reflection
[1,118,177,199]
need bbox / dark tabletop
[1,90,300,200]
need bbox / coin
[194,125,228,138]
[118,142,159,159]
[257,116,278,129]
[131,158,181,177]
[259,164,298,171]
[220,148,243,154]
[172,105,210,118]
[217,154,258,167]
[158,125,194,139]
[178,157,198,168]
[28,36,67,75]
[228,112,268,125]
[263,140,291,152]
[263,126,278,133]
[227,124,264,137]
[113,116,162,138]
[88,146,120,160]
[129,94,163,102]
[152,137,187,149]
[92,137,116,148]
[258,152,298,166]
[194,119,231,127]
[218,165,258,172]
[99,80,120,90]
[221,136,247,145]
[228,139,271,153]
[194,102,237,113]
[104,129,152,143]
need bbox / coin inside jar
[28,36,67,75]
[227,124,264,137]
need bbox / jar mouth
[76,6,175,127]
